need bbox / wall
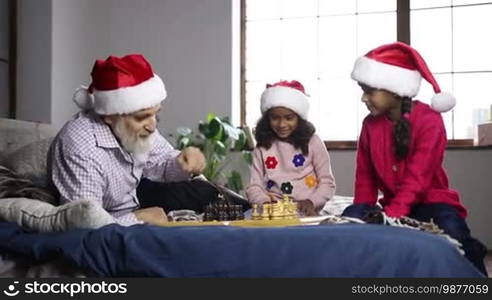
[103,0,235,139]
[51,0,110,129]
[16,0,52,123]
[0,0,9,117]
[445,149,492,249]
[17,0,237,136]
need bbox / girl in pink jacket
[246,80,336,216]
[343,42,487,275]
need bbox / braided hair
[393,96,412,160]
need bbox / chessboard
[159,215,331,228]
[160,195,332,227]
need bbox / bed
[0,220,484,278]
[0,118,484,277]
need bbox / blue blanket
[0,222,483,277]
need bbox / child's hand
[297,199,317,216]
[267,192,281,202]
[177,147,206,174]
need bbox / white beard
[113,119,155,155]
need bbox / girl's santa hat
[260,80,310,119]
[351,42,455,112]
[73,54,166,115]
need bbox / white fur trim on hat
[431,92,456,113]
[260,86,309,119]
[351,56,422,98]
[92,74,166,115]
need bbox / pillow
[0,166,56,205]
[0,198,115,232]
[2,138,54,188]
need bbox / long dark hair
[394,96,412,160]
[254,110,315,155]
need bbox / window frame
[240,0,479,149]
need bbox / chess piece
[252,204,260,220]
[282,195,291,219]
[228,205,236,220]
[271,200,285,220]
[235,205,245,220]
[261,203,271,220]
[282,194,290,203]
[279,194,294,219]
[203,206,212,221]
[218,210,228,221]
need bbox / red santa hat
[73,54,166,115]
[260,80,310,119]
[351,42,455,113]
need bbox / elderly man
[48,54,214,225]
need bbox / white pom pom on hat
[431,92,456,113]
[73,85,94,110]
[351,41,456,113]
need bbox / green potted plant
[175,113,253,194]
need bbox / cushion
[0,118,56,154]
[0,166,56,205]
[2,138,54,188]
[0,198,115,232]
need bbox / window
[242,0,492,142]
[410,0,492,139]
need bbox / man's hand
[177,147,206,174]
[297,199,317,216]
[134,207,168,225]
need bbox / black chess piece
[235,205,244,220]
[218,210,228,221]
[203,206,213,221]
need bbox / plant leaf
[243,150,253,165]
[208,117,224,140]
[222,122,240,141]
[226,171,243,193]
[178,136,191,149]
[220,116,231,124]
[207,112,216,123]
[176,127,192,136]
[214,140,227,156]
[233,131,246,151]
[198,122,211,138]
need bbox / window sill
[324,139,492,151]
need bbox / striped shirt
[48,112,189,225]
